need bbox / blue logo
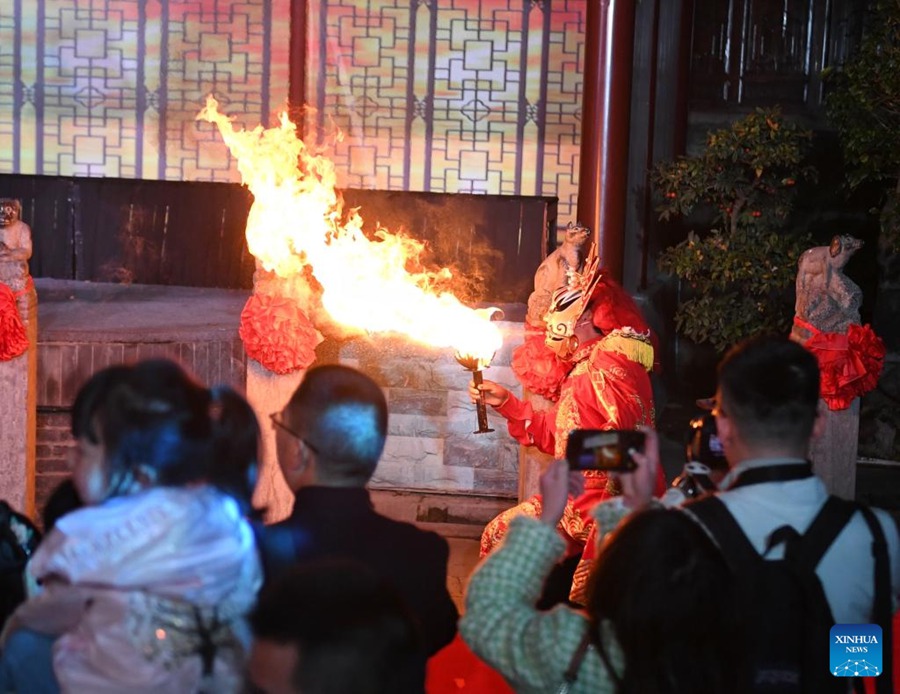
[830,624,882,677]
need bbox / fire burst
[197,96,502,367]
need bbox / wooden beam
[577,0,638,283]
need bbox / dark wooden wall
[0,174,556,304]
[340,189,557,304]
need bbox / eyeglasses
[269,412,320,454]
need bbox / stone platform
[30,278,897,525]
[32,278,522,526]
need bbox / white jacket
[21,485,261,693]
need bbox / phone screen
[565,429,645,471]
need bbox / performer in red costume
[469,242,666,603]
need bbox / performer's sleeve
[495,393,558,456]
[460,516,616,691]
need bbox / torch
[455,352,495,434]
[454,306,504,435]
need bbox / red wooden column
[577,0,638,283]
[289,0,309,131]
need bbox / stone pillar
[0,290,37,516]
[0,202,37,516]
[246,359,305,523]
[809,398,859,500]
[791,235,871,501]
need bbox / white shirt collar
[721,456,808,489]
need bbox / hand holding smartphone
[565,429,647,472]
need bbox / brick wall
[32,306,531,519]
[34,411,74,526]
[34,338,246,520]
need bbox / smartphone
[565,429,646,472]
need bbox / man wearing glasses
[620,336,900,693]
[259,364,459,658]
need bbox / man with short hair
[628,336,899,622]
[259,364,458,657]
[621,335,900,692]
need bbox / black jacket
[258,485,459,656]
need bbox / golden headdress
[542,244,603,360]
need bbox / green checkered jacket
[460,515,623,693]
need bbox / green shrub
[653,108,816,353]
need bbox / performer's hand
[468,379,509,408]
[539,459,584,526]
[612,425,659,510]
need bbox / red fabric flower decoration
[802,323,885,411]
[0,283,28,361]
[239,292,321,375]
[511,325,573,401]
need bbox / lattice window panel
[306,0,586,223]
[0,0,290,182]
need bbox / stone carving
[525,221,592,326]
[792,234,863,339]
[790,234,881,500]
[0,198,37,516]
[0,198,33,319]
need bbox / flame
[197,96,502,364]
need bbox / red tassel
[0,283,28,361]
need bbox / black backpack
[686,484,893,694]
[0,500,41,629]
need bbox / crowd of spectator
[0,335,898,693]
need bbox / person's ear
[284,439,317,489]
[714,409,734,448]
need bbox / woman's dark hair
[41,478,82,533]
[585,507,743,694]
[71,365,132,443]
[85,359,259,511]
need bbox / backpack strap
[560,628,593,690]
[785,497,893,694]
[786,496,857,569]
[856,506,893,694]
[682,496,762,569]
